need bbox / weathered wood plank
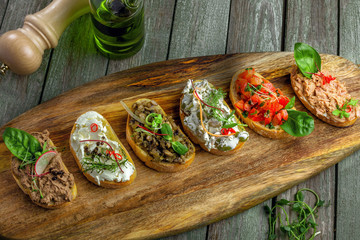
[0,0,8,27]
[107,0,176,74]
[277,0,338,239]
[168,0,231,59]
[0,0,52,126]
[207,0,284,239]
[40,13,108,102]
[226,0,284,53]
[337,0,360,239]
[161,228,207,240]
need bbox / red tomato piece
[281,109,288,121]
[250,94,261,105]
[238,68,255,80]
[249,108,258,117]
[250,75,263,85]
[264,117,272,125]
[235,100,245,111]
[278,95,290,108]
[272,112,283,126]
[262,82,276,93]
[244,102,252,112]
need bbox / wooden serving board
[1,52,359,239]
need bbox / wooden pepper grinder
[0,0,90,75]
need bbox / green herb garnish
[265,188,326,240]
[285,96,296,109]
[171,141,189,155]
[332,98,358,119]
[160,123,173,141]
[82,150,127,173]
[145,113,163,130]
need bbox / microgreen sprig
[265,188,326,240]
[332,98,358,119]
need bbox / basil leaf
[2,127,42,161]
[294,42,321,79]
[280,110,314,137]
[285,96,295,109]
[160,123,173,141]
[171,141,188,155]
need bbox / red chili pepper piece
[221,128,235,135]
[314,71,336,85]
[221,128,228,135]
[90,123,98,132]
[137,125,168,136]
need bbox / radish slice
[35,151,56,175]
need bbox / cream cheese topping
[70,111,134,186]
[181,80,249,151]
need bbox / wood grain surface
[0,52,359,240]
[337,0,360,238]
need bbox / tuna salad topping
[291,67,360,122]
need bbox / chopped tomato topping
[235,100,245,111]
[238,68,255,79]
[235,68,290,127]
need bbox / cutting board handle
[0,0,90,75]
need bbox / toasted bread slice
[229,69,292,139]
[70,111,136,188]
[290,65,358,127]
[180,80,248,155]
[10,133,77,209]
[125,99,195,172]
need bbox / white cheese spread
[181,80,249,151]
[70,111,135,186]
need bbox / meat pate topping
[11,130,74,206]
[292,67,360,122]
[129,99,194,164]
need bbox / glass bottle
[89,0,144,59]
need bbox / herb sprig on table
[265,188,326,240]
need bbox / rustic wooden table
[1,0,359,239]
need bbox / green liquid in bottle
[90,0,144,59]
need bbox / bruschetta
[70,111,136,188]
[3,127,77,209]
[230,68,314,138]
[180,79,249,155]
[122,99,195,172]
[291,42,359,127]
